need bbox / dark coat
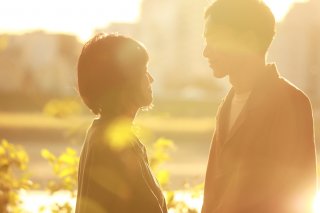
[75,118,167,213]
[201,65,317,213]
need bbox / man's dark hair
[205,0,275,53]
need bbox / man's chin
[213,70,228,78]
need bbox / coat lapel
[215,89,233,144]
[222,64,280,146]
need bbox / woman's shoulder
[86,119,141,161]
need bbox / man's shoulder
[276,76,311,108]
[277,77,310,101]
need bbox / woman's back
[76,118,167,213]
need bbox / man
[201,0,317,212]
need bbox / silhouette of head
[203,0,275,78]
[77,33,153,116]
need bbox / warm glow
[178,192,203,211]
[20,190,75,213]
[0,0,142,42]
[104,118,134,151]
[263,0,309,21]
[314,192,320,213]
[0,0,311,41]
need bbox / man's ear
[239,31,262,54]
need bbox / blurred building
[0,31,81,96]
[268,0,320,105]
[98,0,226,100]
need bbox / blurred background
[0,0,319,208]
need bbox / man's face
[203,20,251,78]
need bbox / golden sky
[0,0,309,41]
[0,0,142,41]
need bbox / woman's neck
[99,107,137,122]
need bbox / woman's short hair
[77,33,149,115]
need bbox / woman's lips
[208,61,214,68]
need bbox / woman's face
[137,64,154,107]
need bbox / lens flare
[313,192,320,213]
[263,0,309,22]
[104,118,134,151]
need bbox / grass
[0,112,215,134]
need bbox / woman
[75,33,167,213]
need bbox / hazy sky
[0,0,308,41]
[0,0,142,41]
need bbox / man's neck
[229,59,267,95]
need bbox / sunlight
[0,0,142,42]
[263,0,309,21]
[20,190,75,213]
[104,118,135,151]
[0,0,311,40]
[313,192,320,213]
[169,191,203,212]
[20,190,203,213]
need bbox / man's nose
[203,45,209,58]
[148,73,154,83]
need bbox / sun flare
[263,0,309,21]
[313,192,320,213]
